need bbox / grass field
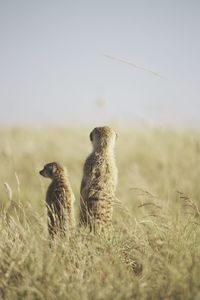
[0,127,200,300]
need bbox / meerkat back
[79,126,118,232]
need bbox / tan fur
[79,126,118,232]
[39,162,75,238]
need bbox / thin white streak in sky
[103,54,166,79]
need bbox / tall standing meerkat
[39,162,75,238]
[79,126,118,232]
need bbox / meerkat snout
[39,168,47,177]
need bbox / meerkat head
[90,126,118,151]
[39,162,65,179]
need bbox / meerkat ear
[90,131,93,141]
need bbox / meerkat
[39,162,75,238]
[79,126,118,232]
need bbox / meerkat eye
[46,164,55,175]
[47,164,53,170]
[44,164,49,172]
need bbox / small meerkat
[39,162,75,238]
[79,126,118,232]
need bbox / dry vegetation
[0,127,200,300]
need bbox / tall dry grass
[0,127,200,299]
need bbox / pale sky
[0,0,200,127]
